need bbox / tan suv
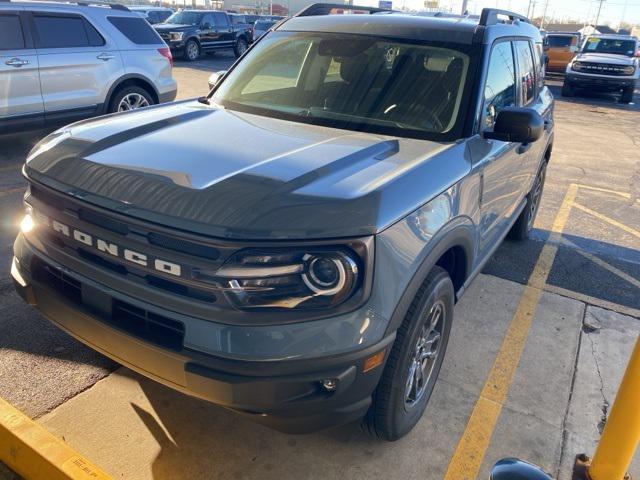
[544,32,580,72]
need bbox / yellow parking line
[543,284,640,320]
[0,186,25,198]
[574,183,635,200]
[444,184,578,480]
[0,396,112,480]
[572,202,640,239]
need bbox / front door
[31,10,124,118]
[476,40,525,255]
[0,11,44,128]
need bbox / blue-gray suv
[12,4,554,440]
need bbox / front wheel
[508,162,547,241]
[621,86,634,104]
[366,266,454,441]
[184,39,200,61]
[561,81,574,97]
[234,37,248,58]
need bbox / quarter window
[515,40,536,105]
[0,14,25,50]
[108,16,162,45]
[483,41,516,128]
[33,14,103,48]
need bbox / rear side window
[214,12,228,27]
[33,14,103,48]
[483,41,516,128]
[547,36,574,48]
[108,16,162,44]
[515,41,536,105]
[0,14,25,50]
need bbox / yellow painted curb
[0,396,112,480]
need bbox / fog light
[20,214,34,234]
[321,379,338,392]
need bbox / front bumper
[565,72,637,91]
[12,235,393,433]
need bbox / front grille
[577,62,632,76]
[28,184,224,305]
[31,256,185,351]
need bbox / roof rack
[479,7,529,26]
[0,0,129,10]
[294,3,392,17]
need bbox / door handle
[96,53,115,61]
[5,58,29,67]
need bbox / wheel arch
[383,221,475,337]
[104,74,159,113]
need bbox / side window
[214,12,228,27]
[0,14,25,50]
[201,14,214,28]
[483,41,516,129]
[34,14,89,48]
[533,42,545,91]
[515,40,536,105]
[108,16,163,45]
[84,19,105,46]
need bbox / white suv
[0,0,177,133]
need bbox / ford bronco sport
[13,4,554,440]
[562,34,639,104]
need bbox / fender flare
[103,74,160,114]
[383,219,475,337]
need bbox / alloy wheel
[404,300,445,408]
[117,93,150,112]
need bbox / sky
[369,0,640,27]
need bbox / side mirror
[634,50,640,58]
[490,458,553,480]
[208,70,227,90]
[201,22,212,30]
[483,107,544,144]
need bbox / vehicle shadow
[545,81,640,112]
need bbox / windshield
[211,32,475,140]
[546,35,576,48]
[165,11,203,25]
[254,20,275,30]
[582,37,637,56]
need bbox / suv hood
[575,52,635,65]
[25,101,468,240]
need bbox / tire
[108,86,154,113]
[621,86,634,104]
[561,81,574,97]
[184,39,200,61]
[508,162,547,241]
[366,266,454,441]
[234,37,248,58]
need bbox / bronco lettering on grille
[34,211,182,277]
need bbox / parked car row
[0,0,176,133]
[153,10,283,61]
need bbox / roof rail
[0,0,129,10]
[479,7,529,26]
[294,3,392,17]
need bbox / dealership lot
[1,55,639,479]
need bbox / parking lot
[1,53,639,479]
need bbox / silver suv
[0,0,177,133]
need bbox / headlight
[621,65,636,75]
[170,32,184,41]
[194,248,362,310]
[572,61,584,72]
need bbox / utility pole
[461,0,468,15]
[540,0,550,29]
[594,0,605,27]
